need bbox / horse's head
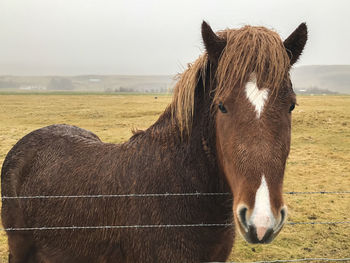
[202,22,307,244]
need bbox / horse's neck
[145,65,216,153]
[137,84,226,193]
[146,101,215,160]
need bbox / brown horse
[1,21,307,262]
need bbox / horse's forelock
[215,26,290,103]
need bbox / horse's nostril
[238,206,248,231]
[280,207,286,222]
[278,206,288,227]
[273,206,288,233]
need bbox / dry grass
[0,94,349,262]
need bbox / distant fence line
[2,190,350,200]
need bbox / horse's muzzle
[236,205,288,244]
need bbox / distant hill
[291,65,350,94]
[0,75,175,93]
[0,65,349,94]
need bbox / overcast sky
[0,0,349,75]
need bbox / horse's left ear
[201,21,226,64]
[284,23,308,65]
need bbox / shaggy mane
[170,25,290,136]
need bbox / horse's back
[1,123,102,208]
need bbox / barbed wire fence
[1,190,349,262]
[2,190,350,200]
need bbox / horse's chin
[240,231,275,244]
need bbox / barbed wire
[1,190,350,200]
[1,192,349,262]
[1,223,233,231]
[284,191,350,195]
[1,221,349,232]
[286,221,350,225]
[1,192,230,200]
[206,257,350,263]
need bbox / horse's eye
[289,103,295,113]
[218,102,227,113]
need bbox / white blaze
[250,175,275,229]
[245,78,269,118]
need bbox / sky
[0,0,349,76]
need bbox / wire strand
[286,221,350,225]
[1,223,233,231]
[1,221,349,231]
[1,192,230,200]
[284,191,350,195]
[205,257,350,263]
[2,191,350,200]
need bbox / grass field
[0,94,349,262]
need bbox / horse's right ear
[201,21,226,64]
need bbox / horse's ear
[201,21,226,64]
[283,23,308,66]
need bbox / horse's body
[2,116,233,262]
[1,22,307,262]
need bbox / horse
[1,21,307,262]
